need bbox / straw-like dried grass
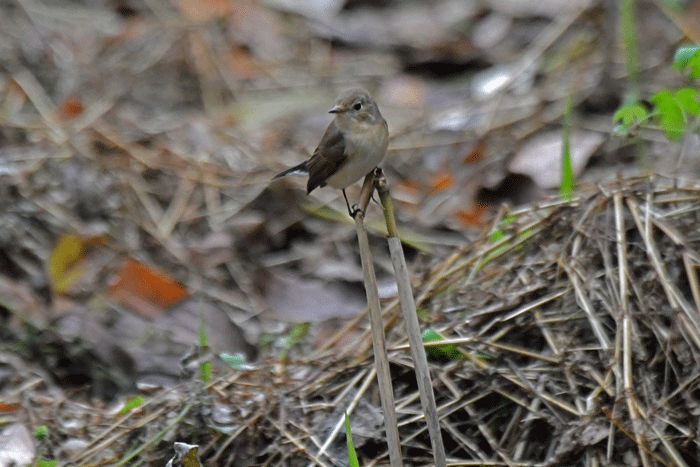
[205,176,700,466]
[9,176,700,467]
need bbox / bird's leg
[370,167,383,205]
[343,189,361,218]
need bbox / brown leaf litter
[4,175,700,466]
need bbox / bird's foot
[349,204,363,218]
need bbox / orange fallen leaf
[60,97,84,119]
[431,172,453,192]
[454,203,490,227]
[0,402,20,412]
[463,139,485,164]
[107,258,189,318]
[228,47,264,80]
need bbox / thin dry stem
[377,170,447,467]
[354,193,403,467]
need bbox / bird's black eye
[353,102,362,111]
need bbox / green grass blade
[345,411,360,467]
[560,94,574,200]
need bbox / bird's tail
[272,160,309,180]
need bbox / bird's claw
[349,204,363,218]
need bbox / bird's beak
[328,105,343,114]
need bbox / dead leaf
[454,204,489,228]
[463,139,485,164]
[48,234,106,294]
[60,97,84,119]
[227,47,265,80]
[508,130,604,189]
[166,442,202,467]
[176,0,233,22]
[0,424,34,467]
[431,172,454,192]
[107,259,189,318]
[263,270,365,322]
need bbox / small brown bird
[273,87,389,216]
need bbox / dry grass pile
[272,176,700,466]
[7,176,700,467]
[404,176,700,466]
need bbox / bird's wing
[306,120,348,194]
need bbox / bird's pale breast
[325,121,388,189]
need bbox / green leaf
[422,329,442,342]
[118,395,145,416]
[673,44,700,79]
[199,323,211,382]
[650,90,685,140]
[689,52,700,79]
[199,323,208,347]
[345,412,360,467]
[490,229,505,243]
[33,425,49,440]
[34,460,58,467]
[612,102,649,128]
[200,360,211,382]
[220,352,253,370]
[489,215,516,243]
[502,215,516,225]
[422,329,463,360]
[289,322,310,340]
[672,44,700,70]
[675,87,700,116]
